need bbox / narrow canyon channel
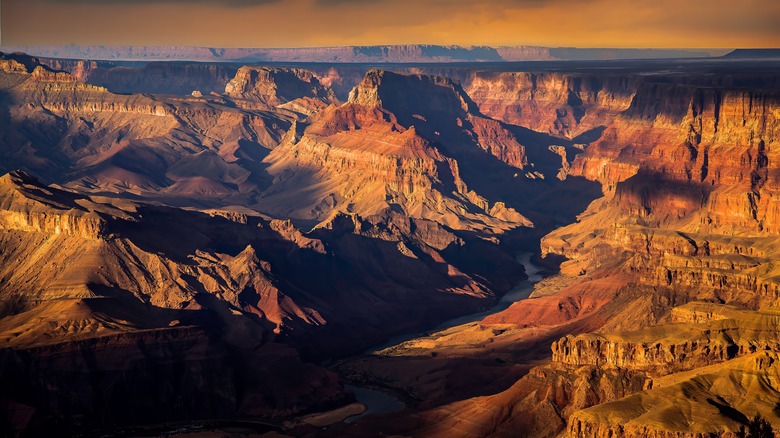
[342,252,545,424]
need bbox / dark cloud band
[45,0,281,8]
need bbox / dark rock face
[0,328,346,435]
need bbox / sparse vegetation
[737,413,776,438]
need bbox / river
[343,252,544,424]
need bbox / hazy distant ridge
[722,48,780,59]
[0,44,718,62]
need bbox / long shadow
[0,90,12,177]
[0,281,289,436]
[572,125,607,144]
[614,170,714,218]
[102,200,524,362]
[0,89,73,184]
[369,72,603,235]
[90,62,239,95]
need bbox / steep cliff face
[17,65,169,115]
[541,84,780,312]
[566,352,780,438]
[332,69,780,438]
[224,66,338,115]
[465,72,638,138]
[543,81,780,263]
[258,70,531,233]
[0,171,108,240]
[517,79,780,437]
[551,303,780,375]
[570,84,780,193]
[38,57,239,95]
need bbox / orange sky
[3,0,780,48]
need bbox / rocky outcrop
[407,357,649,438]
[0,58,31,75]
[0,171,107,239]
[259,71,531,232]
[0,52,46,74]
[550,304,780,375]
[566,352,780,438]
[342,67,780,438]
[224,66,337,115]
[548,145,572,180]
[533,84,780,340]
[349,70,528,169]
[465,72,638,137]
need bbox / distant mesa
[547,47,715,60]
[0,44,722,63]
[722,48,780,59]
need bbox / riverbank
[334,252,546,423]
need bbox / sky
[2,0,780,48]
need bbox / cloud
[7,0,780,48]
[314,0,576,4]
[44,0,281,7]
[315,0,383,4]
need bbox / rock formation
[464,72,635,138]
[258,70,534,233]
[323,62,780,438]
[224,66,338,115]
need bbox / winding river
[344,252,544,424]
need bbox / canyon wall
[519,71,780,437]
[342,63,780,438]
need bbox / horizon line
[0,43,760,51]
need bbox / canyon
[0,48,779,437]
